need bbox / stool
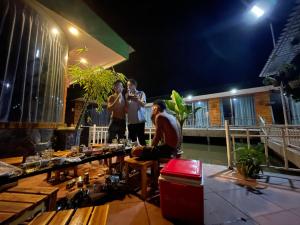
[124,157,158,200]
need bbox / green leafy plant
[263,62,300,101]
[68,50,126,143]
[234,144,265,178]
[165,90,201,145]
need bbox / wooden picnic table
[0,147,131,186]
[29,205,109,225]
[0,186,59,224]
[0,156,23,166]
[0,192,47,225]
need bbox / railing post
[149,127,152,145]
[92,124,96,145]
[232,135,236,162]
[100,127,103,144]
[264,136,270,167]
[281,127,289,170]
[225,120,233,169]
[246,129,250,149]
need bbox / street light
[249,4,276,48]
[249,3,288,126]
[250,5,265,18]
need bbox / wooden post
[246,129,250,149]
[232,135,236,162]
[225,120,232,169]
[264,136,269,167]
[282,127,289,170]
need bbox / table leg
[141,166,147,200]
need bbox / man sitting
[132,100,181,159]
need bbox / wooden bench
[29,205,109,225]
[0,192,48,225]
[124,157,158,200]
[7,186,59,210]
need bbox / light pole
[250,4,288,126]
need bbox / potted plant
[67,51,126,145]
[165,90,201,148]
[234,144,265,179]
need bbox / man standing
[126,79,146,145]
[107,80,126,143]
[132,100,180,159]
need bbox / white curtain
[233,95,256,126]
[289,97,300,124]
[194,101,209,128]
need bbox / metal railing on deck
[87,125,156,145]
[224,120,300,172]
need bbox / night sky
[84,0,295,99]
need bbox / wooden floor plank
[48,209,74,225]
[0,201,32,213]
[69,207,93,225]
[0,212,15,223]
[0,192,47,204]
[7,186,59,195]
[88,205,109,225]
[28,211,56,225]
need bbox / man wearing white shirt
[126,79,146,145]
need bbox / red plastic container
[159,159,204,225]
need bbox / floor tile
[290,207,300,217]
[260,187,300,210]
[109,194,143,205]
[254,210,300,225]
[107,202,149,225]
[204,192,248,225]
[145,202,173,225]
[204,177,242,192]
[219,189,283,217]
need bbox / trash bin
[159,159,204,225]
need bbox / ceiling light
[80,58,88,64]
[69,26,79,36]
[187,95,193,100]
[230,89,237,94]
[51,28,59,35]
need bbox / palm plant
[165,90,201,146]
[68,52,126,144]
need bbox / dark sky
[84,0,295,99]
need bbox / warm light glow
[80,58,88,64]
[230,89,237,94]
[69,26,79,36]
[64,54,68,62]
[187,95,193,100]
[250,5,265,18]
[51,28,59,35]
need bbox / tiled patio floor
[17,162,300,225]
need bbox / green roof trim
[37,0,133,59]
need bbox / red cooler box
[159,159,204,225]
